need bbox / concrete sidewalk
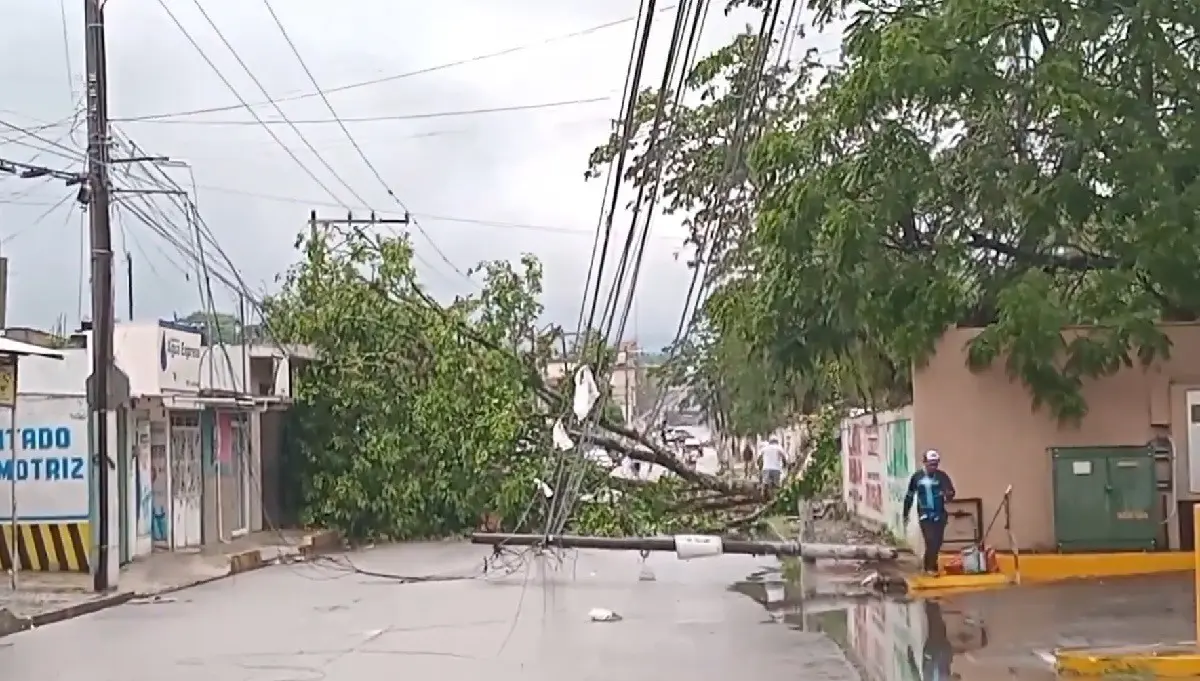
[0,528,341,637]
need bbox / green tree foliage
[263,226,766,539]
[654,326,799,437]
[587,29,808,274]
[595,0,1200,422]
[179,310,243,343]
[761,406,843,519]
[264,229,556,539]
[748,0,1196,421]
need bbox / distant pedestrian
[903,450,956,575]
[758,436,785,489]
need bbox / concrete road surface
[0,541,858,681]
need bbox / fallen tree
[262,223,800,541]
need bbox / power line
[639,0,787,439]
[0,113,88,165]
[3,176,691,243]
[57,0,76,106]
[114,6,677,123]
[113,97,612,125]
[153,0,359,210]
[551,0,716,538]
[259,0,471,284]
[417,213,687,241]
[0,191,77,246]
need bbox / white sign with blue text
[0,395,89,521]
[158,323,204,392]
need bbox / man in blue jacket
[902,449,956,575]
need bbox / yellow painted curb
[1056,645,1200,677]
[936,551,1192,584]
[906,572,1011,594]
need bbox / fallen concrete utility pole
[470,533,898,561]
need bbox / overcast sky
[0,0,840,351]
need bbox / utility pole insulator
[309,211,415,227]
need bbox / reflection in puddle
[733,568,989,681]
[809,597,988,681]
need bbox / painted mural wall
[840,407,920,548]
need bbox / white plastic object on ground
[572,366,600,420]
[533,478,554,498]
[552,419,574,450]
[588,607,622,622]
[673,534,724,560]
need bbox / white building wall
[0,351,96,571]
[0,393,90,522]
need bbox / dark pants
[919,519,946,572]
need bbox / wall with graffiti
[840,407,920,548]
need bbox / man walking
[902,449,956,575]
[758,436,785,489]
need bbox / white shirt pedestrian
[758,439,785,471]
[758,438,785,488]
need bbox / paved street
[0,541,858,681]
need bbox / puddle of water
[732,567,1040,681]
[736,568,1200,681]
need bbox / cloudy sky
[0,0,840,351]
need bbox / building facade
[0,320,307,573]
[841,323,1200,555]
[544,340,642,425]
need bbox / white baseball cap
[923,449,941,463]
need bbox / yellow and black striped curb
[0,522,89,573]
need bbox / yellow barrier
[0,522,90,572]
[937,548,1192,584]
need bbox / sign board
[158,324,204,392]
[0,394,89,521]
[0,355,15,407]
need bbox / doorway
[168,411,202,548]
[218,411,251,537]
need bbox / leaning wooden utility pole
[84,0,116,592]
